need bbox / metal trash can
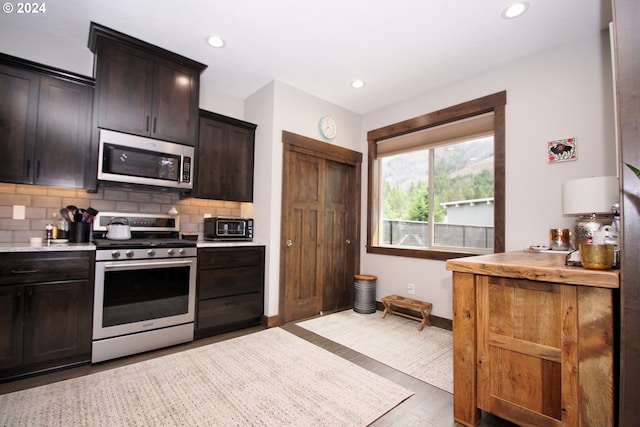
[354,274,377,314]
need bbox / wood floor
[0,315,516,427]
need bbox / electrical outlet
[407,283,415,295]
[12,205,26,220]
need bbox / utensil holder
[69,222,90,243]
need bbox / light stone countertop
[0,240,266,253]
[196,240,266,248]
[0,242,96,253]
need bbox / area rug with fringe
[297,310,453,393]
[0,328,413,426]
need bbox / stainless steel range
[91,212,197,363]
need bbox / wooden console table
[446,251,618,427]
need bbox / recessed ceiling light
[351,79,366,89]
[502,2,529,19]
[206,35,225,48]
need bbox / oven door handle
[103,260,194,270]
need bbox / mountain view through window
[379,136,494,250]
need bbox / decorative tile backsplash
[0,183,241,243]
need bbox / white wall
[245,81,362,316]
[360,30,616,319]
[199,89,244,119]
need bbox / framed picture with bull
[548,137,577,163]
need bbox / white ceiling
[1,0,611,114]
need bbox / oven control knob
[111,250,121,259]
[178,248,186,255]
[167,249,175,256]
[147,249,156,257]
[126,250,135,258]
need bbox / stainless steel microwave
[204,217,253,241]
[98,129,194,190]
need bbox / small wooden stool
[381,294,433,331]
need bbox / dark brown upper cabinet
[0,54,93,189]
[195,110,257,202]
[88,22,207,147]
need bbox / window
[367,92,506,260]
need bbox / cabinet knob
[346,239,351,244]
[286,239,293,247]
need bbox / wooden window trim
[366,91,506,260]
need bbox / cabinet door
[477,276,575,426]
[198,247,265,299]
[198,247,265,269]
[197,292,263,333]
[0,251,92,286]
[225,125,255,202]
[95,39,154,137]
[199,266,265,299]
[0,64,38,184]
[34,76,93,188]
[195,117,256,201]
[152,58,199,145]
[195,117,226,199]
[22,280,92,365]
[0,285,24,370]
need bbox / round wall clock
[318,116,337,140]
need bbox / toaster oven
[204,217,253,241]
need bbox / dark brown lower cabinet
[196,246,265,339]
[0,251,93,381]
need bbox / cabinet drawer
[196,292,263,331]
[0,252,92,285]
[198,265,263,299]
[198,247,264,269]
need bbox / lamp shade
[562,176,619,215]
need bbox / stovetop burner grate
[93,238,196,249]
[91,212,197,250]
